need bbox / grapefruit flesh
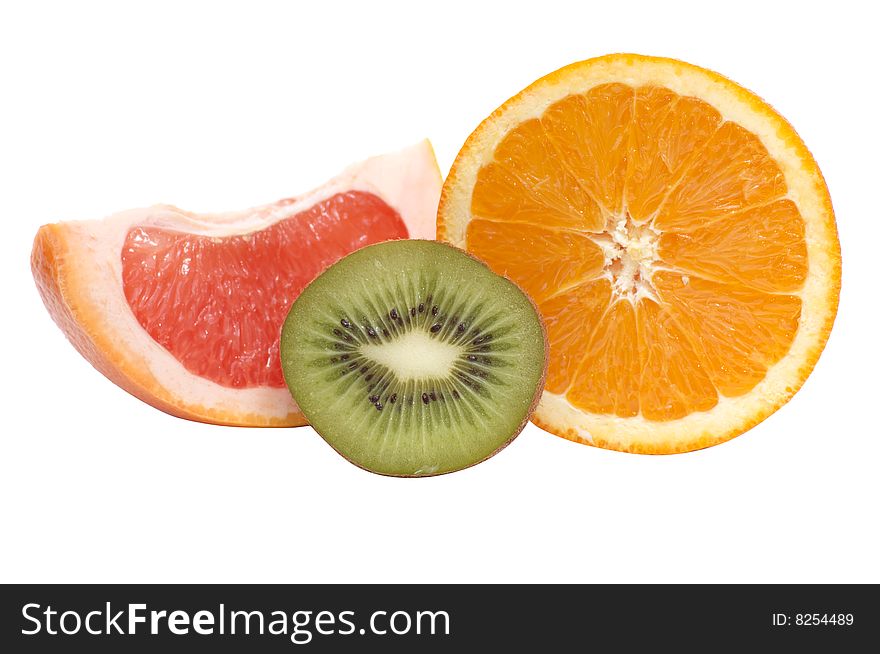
[122,191,407,389]
[32,141,442,426]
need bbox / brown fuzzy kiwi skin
[301,240,549,479]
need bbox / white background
[1,0,878,583]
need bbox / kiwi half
[280,240,547,477]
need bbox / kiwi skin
[284,240,548,478]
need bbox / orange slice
[438,55,840,453]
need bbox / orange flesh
[121,191,407,389]
[467,84,808,420]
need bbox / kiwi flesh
[280,240,547,477]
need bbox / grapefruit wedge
[32,141,442,427]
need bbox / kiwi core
[360,330,462,381]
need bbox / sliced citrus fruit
[438,55,840,453]
[32,141,442,426]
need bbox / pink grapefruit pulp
[122,190,407,389]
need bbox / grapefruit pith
[32,141,442,426]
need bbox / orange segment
[566,299,640,418]
[655,121,788,230]
[658,199,808,293]
[636,299,718,421]
[655,272,802,396]
[542,83,634,214]
[472,118,603,230]
[466,220,604,302]
[538,279,611,393]
[625,87,722,222]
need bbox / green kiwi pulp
[280,240,547,477]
